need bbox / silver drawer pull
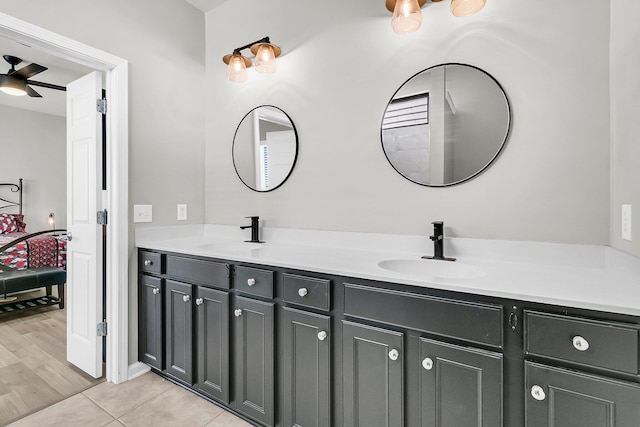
[195,298,203,306]
[234,309,243,317]
[572,335,589,351]
[152,288,160,295]
[317,331,328,341]
[247,278,256,286]
[388,349,400,361]
[298,287,308,297]
[531,385,546,401]
[422,357,434,370]
[144,259,153,266]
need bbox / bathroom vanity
[137,226,640,427]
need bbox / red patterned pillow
[0,213,19,233]
[13,214,26,232]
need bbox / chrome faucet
[240,216,264,243]
[422,221,456,261]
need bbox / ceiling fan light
[392,0,424,34]
[451,0,486,17]
[0,74,27,96]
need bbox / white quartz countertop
[136,225,640,317]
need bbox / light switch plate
[133,204,153,223]
[177,204,188,221]
[622,204,632,241]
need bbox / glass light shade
[392,0,423,34]
[451,0,486,17]
[0,75,27,96]
[254,44,277,74]
[226,55,248,83]
[0,86,26,96]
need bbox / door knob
[195,298,203,306]
[247,278,256,286]
[234,309,243,317]
[388,349,400,361]
[66,232,73,241]
[531,385,546,401]
[317,331,328,341]
[183,295,190,303]
[298,288,308,297]
[152,288,160,295]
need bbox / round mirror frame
[232,105,299,192]
[380,63,512,187]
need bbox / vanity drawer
[344,283,503,348]
[139,250,163,275]
[166,255,230,289]
[234,266,274,299]
[524,310,639,375]
[283,273,331,311]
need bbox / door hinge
[96,98,107,114]
[97,209,108,225]
[97,321,108,337]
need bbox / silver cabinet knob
[298,288,308,297]
[183,295,190,303]
[422,357,434,370]
[531,385,546,401]
[317,331,328,341]
[152,288,160,295]
[247,278,256,287]
[388,349,400,361]
[144,259,153,266]
[195,298,203,306]
[234,308,243,317]
[572,336,589,351]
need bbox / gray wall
[0,105,66,229]
[610,0,640,257]
[0,0,206,363]
[205,0,610,244]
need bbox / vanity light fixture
[222,37,281,83]
[385,0,486,34]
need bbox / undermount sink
[196,241,264,252]
[378,258,486,280]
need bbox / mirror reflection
[233,105,298,192]
[381,63,511,186]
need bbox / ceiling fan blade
[14,63,47,79]
[25,85,42,98]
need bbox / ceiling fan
[0,54,66,97]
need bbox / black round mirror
[232,105,298,192]
[381,63,511,186]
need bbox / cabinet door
[195,287,229,403]
[233,296,275,426]
[138,275,163,370]
[420,338,503,427]
[343,320,404,427]
[526,361,640,427]
[283,307,331,427]
[165,280,193,384]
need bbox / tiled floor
[6,372,253,427]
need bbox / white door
[66,71,103,378]
[265,130,296,188]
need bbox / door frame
[0,13,130,384]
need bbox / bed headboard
[0,178,23,215]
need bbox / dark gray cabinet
[195,286,229,404]
[165,279,193,384]
[283,307,331,427]
[233,295,275,426]
[138,274,163,370]
[419,338,503,427]
[525,361,640,427]
[343,320,404,427]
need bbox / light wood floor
[0,290,103,426]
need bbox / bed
[0,179,67,313]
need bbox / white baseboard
[127,362,151,381]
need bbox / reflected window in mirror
[233,105,298,192]
[381,63,511,187]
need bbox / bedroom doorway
[0,13,129,384]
